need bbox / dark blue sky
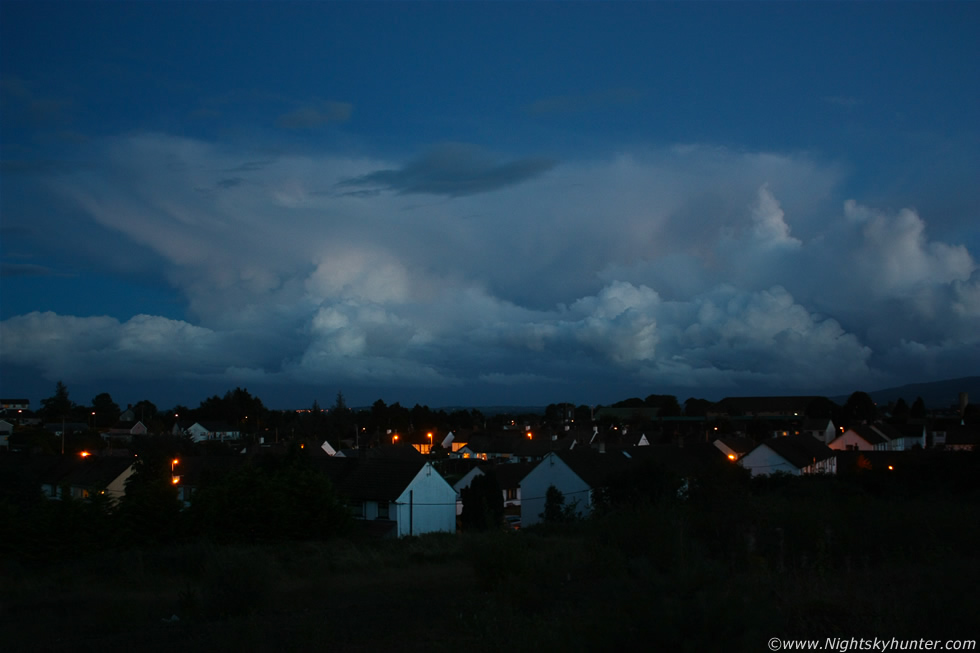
[2,2,978,410]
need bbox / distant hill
[834,376,979,410]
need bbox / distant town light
[80,451,91,457]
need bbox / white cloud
[843,200,974,295]
[4,132,975,400]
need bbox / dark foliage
[186,455,351,542]
[460,470,504,531]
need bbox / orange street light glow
[727,454,736,461]
[80,451,91,457]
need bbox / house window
[505,488,517,501]
[350,500,364,518]
[377,501,389,520]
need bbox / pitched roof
[9,455,135,488]
[763,434,836,469]
[846,425,889,446]
[318,457,429,502]
[554,449,636,488]
[193,421,238,432]
[715,436,756,455]
[872,422,924,441]
[491,461,535,489]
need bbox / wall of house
[829,430,876,451]
[802,457,837,475]
[739,446,800,477]
[393,463,457,537]
[105,466,136,502]
[520,453,593,528]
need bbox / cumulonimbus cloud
[3,131,977,401]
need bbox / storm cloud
[2,131,976,405]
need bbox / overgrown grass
[2,483,978,652]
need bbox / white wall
[520,453,593,528]
[393,463,457,537]
[739,445,800,477]
[829,430,875,451]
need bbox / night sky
[2,2,978,409]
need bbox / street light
[392,434,399,444]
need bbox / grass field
[3,487,978,653]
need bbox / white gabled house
[175,420,241,443]
[870,423,927,451]
[520,449,635,528]
[328,457,457,538]
[829,425,889,452]
[739,434,837,477]
[802,418,837,444]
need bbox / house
[103,420,148,442]
[801,418,837,444]
[0,399,30,411]
[324,457,457,538]
[30,455,137,502]
[871,423,926,451]
[0,420,13,449]
[520,449,636,528]
[175,421,241,443]
[739,434,837,477]
[829,425,889,452]
[936,425,980,451]
[510,432,578,463]
[451,461,534,518]
[451,433,522,461]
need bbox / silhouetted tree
[542,485,577,523]
[40,381,74,420]
[117,452,183,544]
[891,398,910,422]
[910,396,927,419]
[187,457,350,541]
[844,391,877,424]
[684,398,713,417]
[460,470,504,531]
[91,392,121,427]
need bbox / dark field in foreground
[3,484,979,653]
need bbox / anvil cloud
[1,2,978,408]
